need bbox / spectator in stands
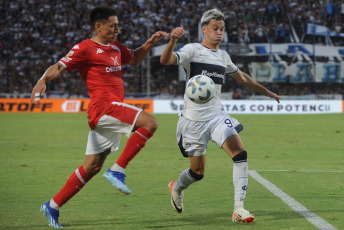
[1,0,343,96]
[233,89,243,99]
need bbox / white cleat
[168,181,184,213]
[232,208,255,223]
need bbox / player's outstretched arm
[129,31,169,66]
[231,71,281,103]
[30,62,66,103]
[160,27,184,65]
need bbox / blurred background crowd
[1,0,344,99]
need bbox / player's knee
[189,169,204,181]
[84,163,103,177]
[232,151,247,162]
[89,166,102,177]
[146,116,158,133]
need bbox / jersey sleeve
[114,40,134,64]
[59,43,88,72]
[223,51,239,74]
[175,44,193,67]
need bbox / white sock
[233,161,248,210]
[110,163,125,173]
[175,169,197,193]
[49,199,60,210]
[234,200,244,210]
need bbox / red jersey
[59,39,134,129]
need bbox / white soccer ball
[185,75,215,104]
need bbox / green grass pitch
[0,113,343,229]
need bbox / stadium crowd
[1,0,344,98]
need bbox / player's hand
[30,79,46,104]
[150,31,169,44]
[267,91,281,103]
[171,27,184,41]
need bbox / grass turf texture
[0,113,343,229]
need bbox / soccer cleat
[168,181,184,213]
[232,208,255,223]
[103,169,132,195]
[40,201,63,228]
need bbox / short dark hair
[89,7,117,26]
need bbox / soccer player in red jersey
[31,7,168,228]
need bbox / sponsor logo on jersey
[72,45,79,49]
[106,66,122,72]
[201,70,224,78]
[96,48,104,54]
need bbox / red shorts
[104,102,141,126]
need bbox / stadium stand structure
[1,0,343,99]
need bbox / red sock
[52,165,91,207]
[116,127,153,168]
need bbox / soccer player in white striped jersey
[161,9,281,223]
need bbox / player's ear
[201,25,206,33]
[95,22,102,33]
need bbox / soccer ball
[185,75,215,104]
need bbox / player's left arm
[231,71,281,103]
[129,31,169,66]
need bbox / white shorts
[85,102,142,155]
[176,111,240,157]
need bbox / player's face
[202,20,225,48]
[100,16,120,43]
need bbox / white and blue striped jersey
[175,43,239,121]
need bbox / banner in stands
[153,99,343,114]
[155,43,344,83]
[1,99,342,114]
[245,43,344,83]
[246,43,344,57]
[306,23,344,38]
[0,99,153,113]
[249,59,344,83]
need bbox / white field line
[257,170,343,173]
[248,170,337,230]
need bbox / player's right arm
[231,71,281,103]
[31,62,66,103]
[160,27,184,65]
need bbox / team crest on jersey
[111,57,120,66]
[111,45,121,52]
[66,51,74,57]
[96,48,104,54]
[72,45,79,50]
